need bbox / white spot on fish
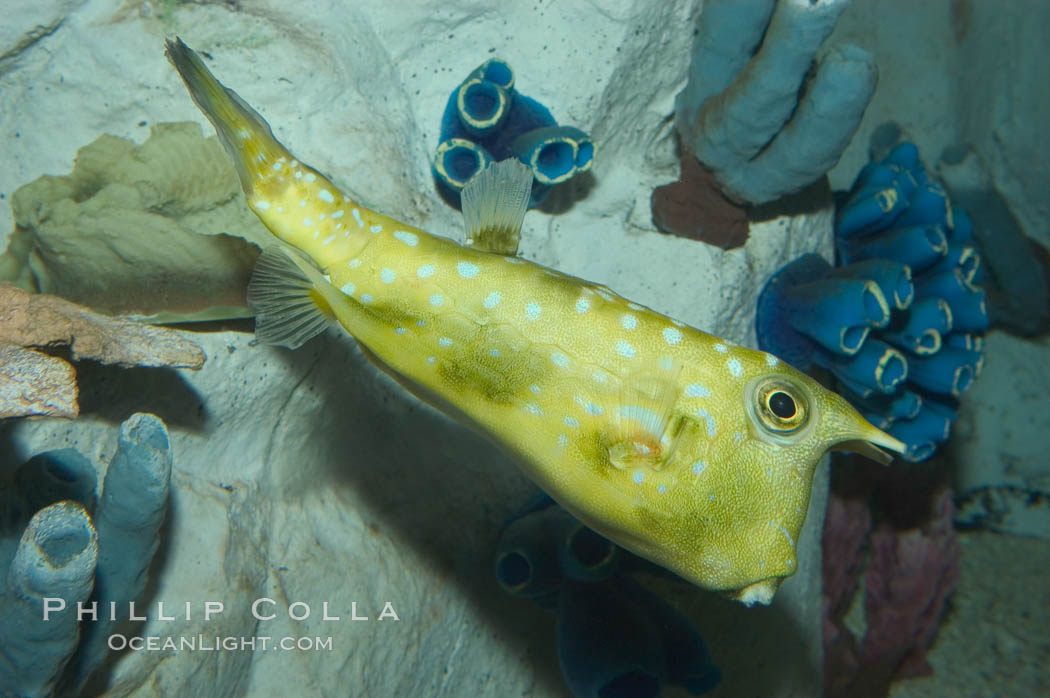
[429,294,444,307]
[628,302,645,311]
[395,327,405,335]
[595,289,614,301]
[304,172,316,183]
[659,356,674,371]
[734,431,743,441]
[727,358,743,377]
[457,262,479,278]
[621,314,638,330]
[524,403,543,416]
[299,199,307,207]
[658,484,667,494]
[417,264,435,278]
[685,383,711,398]
[332,210,344,219]
[360,294,373,303]
[277,206,284,213]
[576,298,590,314]
[312,230,320,239]
[340,282,356,296]
[663,328,683,345]
[319,214,326,220]
[765,353,779,367]
[370,225,382,234]
[303,218,313,227]
[564,417,580,428]
[504,256,524,264]
[551,352,570,368]
[558,434,569,447]
[352,208,364,228]
[483,292,501,309]
[295,172,303,180]
[525,302,541,320]
[322,235,336,246]
[319,189,334,203]
[381,268,396,283]
[714,343,729,353]
[696,409,717,436]
[438,337,452,347]
[616,340,636,358]
[489,348,500,357]
[272,162,283,171]
[427,356,436,364]
[529,384,541,394]
[348,258,361,268]
[632,471,644,484]
[255,200,271,210]
[776,524,796,548]
[394,230,419,247]
[584,401,603,416]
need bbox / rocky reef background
[2,1,1047,696]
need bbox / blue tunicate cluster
[756,143,988,462]
[434,59,594,209]
[494,496,720,698]
[0,413,172,697]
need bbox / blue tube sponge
[674,0,876,204]
[0,502,98,698]
[434,59,595,209]
[557,578,720,698]
[66,413,172,692]
[0,413,172,695]
[494,498,720,696]
[757,140,988,461]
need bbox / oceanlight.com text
[108,634,334,652]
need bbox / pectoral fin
[246,246,336,348]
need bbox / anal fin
[461,159,533,255]
[247,246,336,348]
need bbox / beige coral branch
[0,283,205,419]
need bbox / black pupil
[769,391,796,419]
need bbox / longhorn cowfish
[166,38,905,605]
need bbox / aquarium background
[1,0,1047,696]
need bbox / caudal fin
[165,37,287,195]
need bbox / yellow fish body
[166,39,904,605]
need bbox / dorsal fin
[247,246,336,348]
[461,159,533,255]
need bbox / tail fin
[165,37,287,195]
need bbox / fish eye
[754,379,808,434]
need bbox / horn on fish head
[741,368,906,465]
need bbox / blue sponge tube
[893,180,952,229]
[829,259,914,310]
[947,207,974,244]
[887,404,953,462]
[511,125,591,185]
[816,338,909,394]
[557,518,620,584]
[881,297,952,355]
[0,502,98,698]
[433,138,493,193]
[778,277,889,355]
[928,244,982,285]
[839,223,948,271]
[456,77,512,138]
[914,269,990,332]
[468,57,514,90]
[556,580,667,698]
[835,182,911,238]
[907,345,982,397]
[494,505,567,600]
